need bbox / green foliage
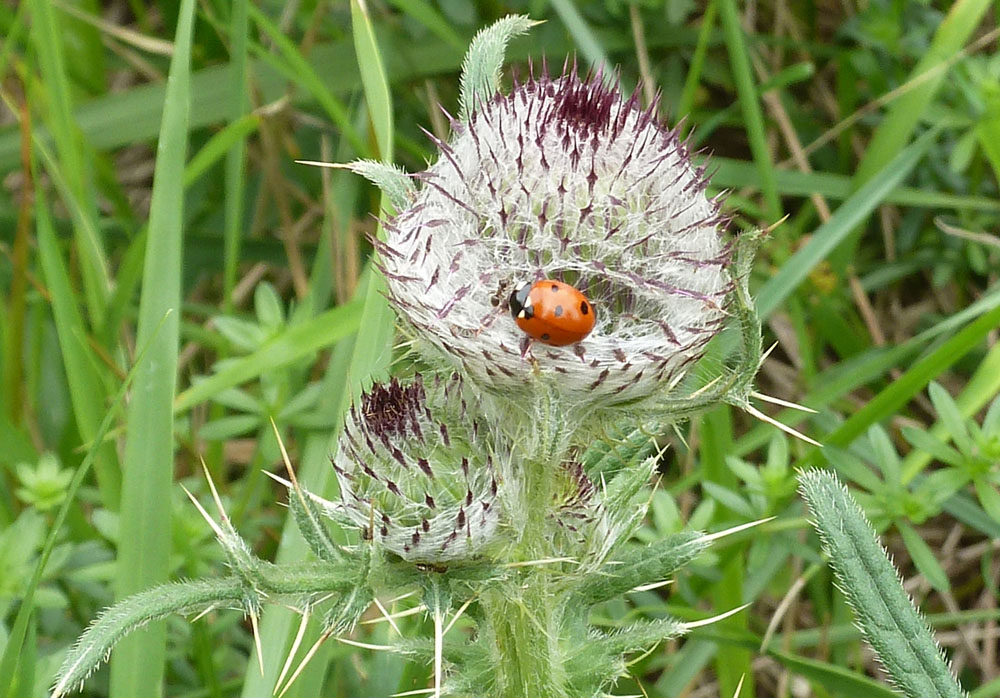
[1,1,998,697]
[14,453,73,512]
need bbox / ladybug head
[508,281,534,321]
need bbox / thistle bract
[331,374,505,562]
[379,68,732,408]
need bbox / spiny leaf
[798,469,967,698]
[51,578,245,698]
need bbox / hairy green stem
[483,384,572,697]
[52,559,364,695]
[482,583,566,698]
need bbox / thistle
[364,56,748,420]
[51,16,766,698]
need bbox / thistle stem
[482,433,568,697]
[482,582,565,698]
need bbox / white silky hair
[380,72,732,409]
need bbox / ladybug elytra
[508,280,596,346]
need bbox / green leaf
[702,482,755,518]
[823,448,883,493]
[799,470,966,698]
[972,479,1000,524]
[53,578,246,698]
[334,159,415,212]
[928,382,973,455]
[768,648,901,698]
[174,301,363,413]
[901,427,964,468]
[897,522,950,593]
[869,425,902,490]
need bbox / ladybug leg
[519,335,534,359]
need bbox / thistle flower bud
[331,374,503,562]
[378,67,733,410]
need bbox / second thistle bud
[331,374,506,562]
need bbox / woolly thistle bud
[331,374,504,562]
[375,66,733,411]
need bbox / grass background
[1,0,999,696]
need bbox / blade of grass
[550,0,611,71]
[0,1,28,79]
[32,170,121,507]
[3,96,31,425]
[352,0,392,159]
[98,228,146,347]
[831,0,992,268]
[701,407,755,698]
[238,5,398,694]
[795,302,1000,470]
[109,1,195,695]
[677,0,717,129]
[768,649,900,697]
[224,0,250,312]
[12,619,35,698]
[717,0,781,221]
[708,156,1000,212]
[247,4,368,157]
[755,129,938,319]
[183,112,260,189]
[387,0,464,51]
[28,0,111,321]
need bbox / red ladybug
[508,280,596,346]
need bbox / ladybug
[508,279,596,346]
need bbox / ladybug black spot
[540,333,551,341]
[554,305,564,317]
[551,284,560,292]
[580,301,589,315]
